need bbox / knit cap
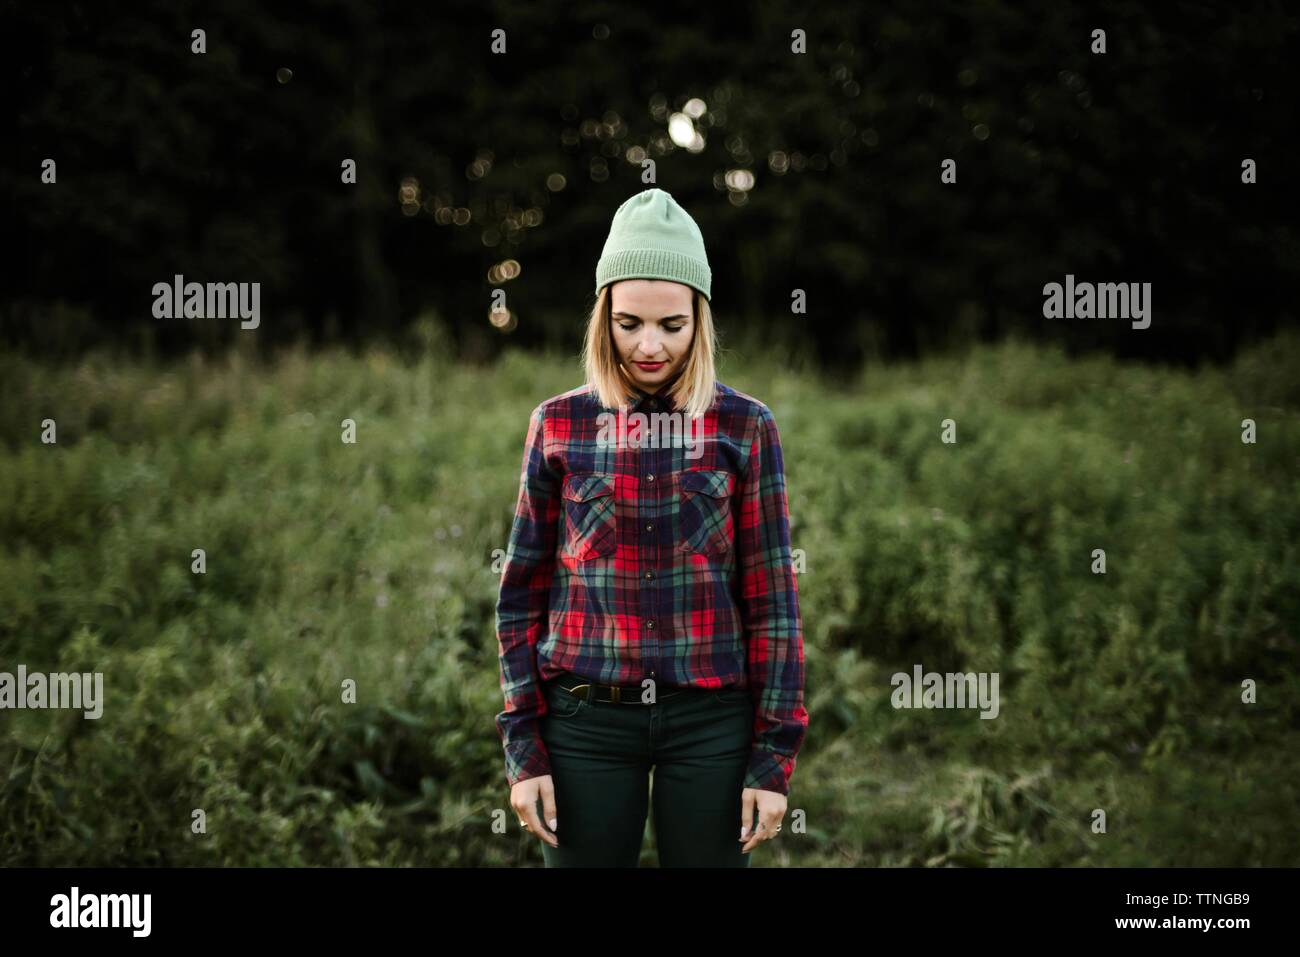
[595,188,711,301]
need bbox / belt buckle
[609,685,621,704]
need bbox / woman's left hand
[739,787,787,853]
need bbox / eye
[665,325,685,333]
[618,323,637,332]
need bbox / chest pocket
[561,472,616,560]
[676,468,737,558]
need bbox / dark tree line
[7,0,1298,369]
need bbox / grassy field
[2,325,1297,866]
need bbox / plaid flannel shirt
[494,379,807,795]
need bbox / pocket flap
[562,471,615,502]
[680,469,735,498]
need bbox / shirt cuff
[744,747,796,795]
[503,734,551,788]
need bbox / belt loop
[610,685,621,704]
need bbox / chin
[629,365,669,380]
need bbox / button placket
[641,436,663,680]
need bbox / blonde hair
[581,283,719,418]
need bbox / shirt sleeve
[494,403,561,788]
[735,404,808,795]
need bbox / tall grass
[1,328,1297,865]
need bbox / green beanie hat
[595,188,711,301]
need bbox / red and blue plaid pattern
[495,380,807,795]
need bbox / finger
[523,792,556,848]
[742,804,782,853]
[764,804,784,832]
[738,790,756,842]
[760,809,782,842]
[539,777,559,842]
[738,811,764,847]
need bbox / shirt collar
[629,380,680,413]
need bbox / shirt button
[646,474,655,482]
[645,523,654,532]
[646,620,655,630]
[644,571,653,580]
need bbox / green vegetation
[2,328,1297,866]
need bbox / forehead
[609,279,693,316]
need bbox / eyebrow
[612,312,690,321]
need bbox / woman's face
[609,279,695,392]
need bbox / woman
[494,187,807,867]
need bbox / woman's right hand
[511,775,559,848]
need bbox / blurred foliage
[7,0,1299,368]
[1,328,1296,865]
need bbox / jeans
[537,676,754,867]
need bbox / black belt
[552,671,691,705]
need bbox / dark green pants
[537,676,754,867]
